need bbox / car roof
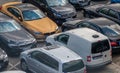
[66,28,108,42]
[0,12,12,21]
[1,71,26,73]
[12,3,38,11]
[32,45,82,63]
[87,17,117,27]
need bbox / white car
[46,28,112,68]
[1,70,26,73]
[20,45,86,73]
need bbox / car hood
[0,29,34,44]
[51,4,75,14]
[24,17,58,33]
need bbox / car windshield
[22,9,46,21]
[63,59,84,72]
[0,20,21,33]
[102,27,120,37]
[46,0,68,7]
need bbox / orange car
[1,2,60,40]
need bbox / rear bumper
[112,46,120,53]
[87,60,112,69]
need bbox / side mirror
[18,17,23,21]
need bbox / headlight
[34,31,42,35]
[53,13,61,18]
[56,26,59,30]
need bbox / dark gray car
[22,0,77,25]
[0,12,37,56]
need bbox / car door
[54,34,70,47]
[7,7,23,23]
[26,51,44,73]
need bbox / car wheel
[84,13,90,18]
[62,28,68,32]
[21,60,28,72]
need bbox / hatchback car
[62,17,120,52]
[1,2,59,40]
[69,0,91,9]
[20,45,86,73]
[0,12,36,56]
[0,48,8,70]
[22,0,77,25]
[83,3,120,25]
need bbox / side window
[78,22,99,32]
[7,7,21,18]
[108,9,118,19]
[98,8,109,15]
[56,34,69,44]
[31,51,59,70]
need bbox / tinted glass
[31,51,59,70]
[0,20,21,33]
[92,40,110,54]
[8,8,21,18]
[99,8,109,15]
[108,10,118,18]
[63,59,84,72]
[22,9,46,21]
[57,34,69,44]
[46,0,68,6]
[102,27,120,36]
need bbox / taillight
[110,42,117,46]
[87,56,91,62]
[0,6,2,10]
[84,68,87,73]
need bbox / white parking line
[8,61,20,70]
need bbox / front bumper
[0,60,8,70]
[87,60,112,69]
[8,42,37,56]
[34,29,61,41]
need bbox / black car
[62,17,120,52]
[69,0,91,9]
[0,12,37,56]
[0,48,8,70]
[83,3,120,25]
[22,0,77,25]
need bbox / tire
[21,60,28,72]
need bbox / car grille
[44,31,56,36]
[19,43,35,51]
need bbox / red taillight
[110,42,117,46]
[84,68,87,73]
[0,6,2,10]
[87,56,91,62]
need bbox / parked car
[46,28,112,68]
[69,0,91,9]
[22,0,77,25]
[20,45,86,73]
[1,2,60,40]
[111,0,120,3]
[83,3,120,25]
[0,48,8,70]
[0,12,36,56]
[1,70,26,73]
[62,18,120,52]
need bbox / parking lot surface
[1,0,120,73]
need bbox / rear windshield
[63,59,84,72]
[92,40,110,54]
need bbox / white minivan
[46,28,112,68]
[20,45,86,73]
